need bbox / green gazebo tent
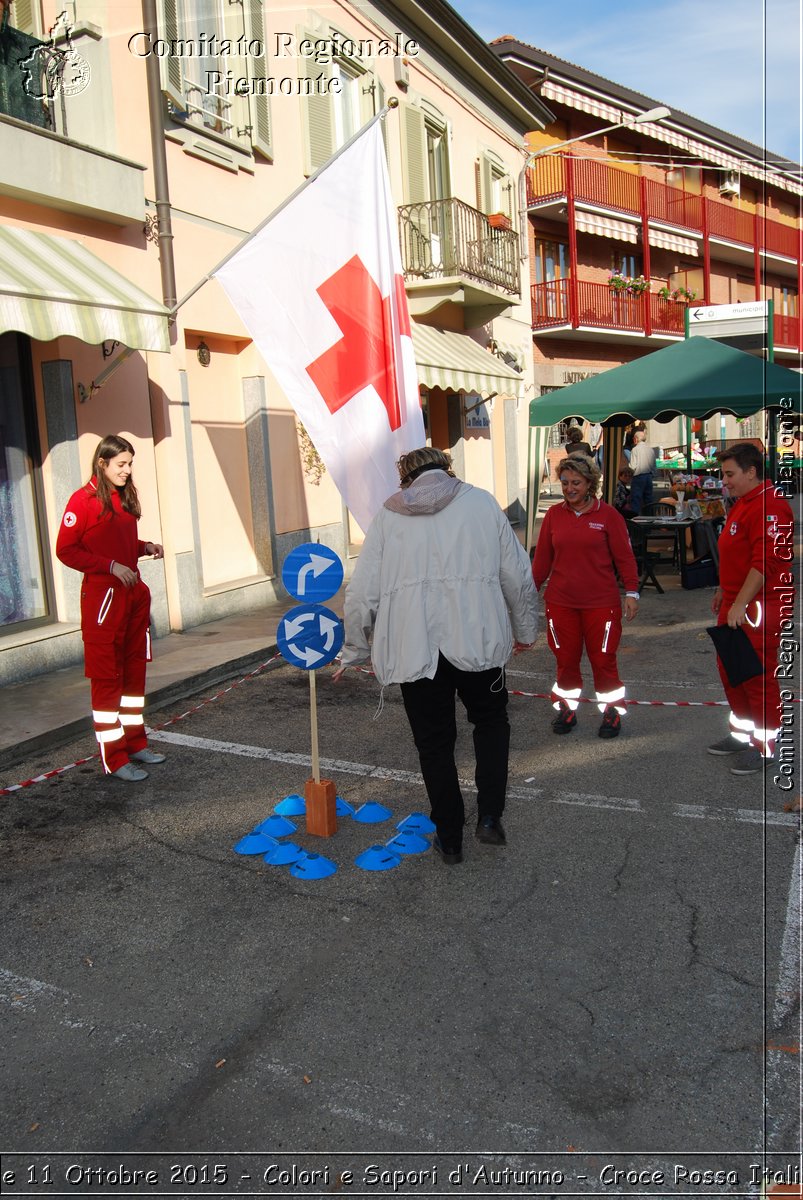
[527,336,802,547]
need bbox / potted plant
[626,275,650,296]
[671,286,697,303]
[487,212,511,230]
[608,271,630,292]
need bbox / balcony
[398,197,520,319]
[532,280,801,351]
[531,279,686,339]
[526,155,799,265]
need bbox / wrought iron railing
[0,24,59,132]
[398,197,520,295]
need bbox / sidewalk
[0,591,343,772]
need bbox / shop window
[0,333,50,631]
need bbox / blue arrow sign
[277,604,344,670]
[281,543,344,603]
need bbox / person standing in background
[586,421,604,471]
[707,443,795,776]
[533,453,639,739]
[56,435,166,783]
[629,427,656,514]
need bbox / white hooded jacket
[340,470,538,685]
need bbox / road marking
[149,730,799,828]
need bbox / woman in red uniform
[533,454,640,738]
[56,435,166,782]
[707,442,795,775]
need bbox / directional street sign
[687,300,770,353]
[281,543,344,603]
[277,603,344,670]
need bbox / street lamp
[518,105,672,257]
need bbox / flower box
[487,212,512,230]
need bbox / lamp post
[518,105,671,259]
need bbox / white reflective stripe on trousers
[596,686,626,715]
[552,684,581,711]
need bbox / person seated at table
[613,466,635,518]
[564,426,594,458]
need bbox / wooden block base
[305,777,337,837]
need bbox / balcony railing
[774,312,800,349]
[531,279,687,337]
[0,25,58,132]
[526,154,799,259]
[398,197,519,295]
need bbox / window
[0,334,50,631]
[160,0,272,160]
[300,33,380,174]
[666,166,701,194]
[536,240,570,283]
[479,151,513,219]
[401,102,450,204]
[611,252,642,277]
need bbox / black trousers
[400,653,510,848]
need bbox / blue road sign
[277,603,343,670]
[281,543,344,603]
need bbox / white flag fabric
[215,119,424,532]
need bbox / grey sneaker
[130,747,166,764]
[729,747,773,776]
[112,762,149,782]
[707,734,747,756]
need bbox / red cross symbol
[306,256,411,432]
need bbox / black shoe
[598,706,622,738]
[476,815,506,845]
[552,701,577,735]
[433,837,463,864]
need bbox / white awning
[648,228,700,256]
[575,211,639,243]
[0,226,170,353]
[411,324,523,398]
[541,80,621,124]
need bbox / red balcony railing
[532,279,688,337]
[774,312,800,349]
[531,280,571,328]
[526,154,801,261]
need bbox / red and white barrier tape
[2,653,797,796]
[0,655,281,796]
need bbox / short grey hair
[555,453,601,497]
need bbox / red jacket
[56,478,146,578]
[718,482,795,606]
[533,499,639,606]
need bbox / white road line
[148,730,799,828]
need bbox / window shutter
[401,103,427,203]
[159,0,185,110]
[479,153,494,213]
[244,0,272,159]
[300,34,334,174]
[10,0,40,35]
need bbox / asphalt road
[1,582,800,1197]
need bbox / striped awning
[541,80,621,124]
[575,211,639,243]
[411,324,523,398]
[648,227,700,256]
[0,226,170,353]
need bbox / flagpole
[170,100,400,317]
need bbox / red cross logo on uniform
[306,256,411,432]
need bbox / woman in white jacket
[334,447,538,864]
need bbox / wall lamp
[518,104,672,259]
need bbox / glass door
[0,333,50,630]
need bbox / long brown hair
[90,434,141,518]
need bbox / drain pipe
[141,0,176,311]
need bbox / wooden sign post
[304,668,337,837]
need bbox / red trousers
[81,576,151,774]
[717,600,782,756]
[545,602,626,714]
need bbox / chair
[640,500,681,568]
[627,520,664,594]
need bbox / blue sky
[449,0,802,165]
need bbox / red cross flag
[215,117,424,531]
